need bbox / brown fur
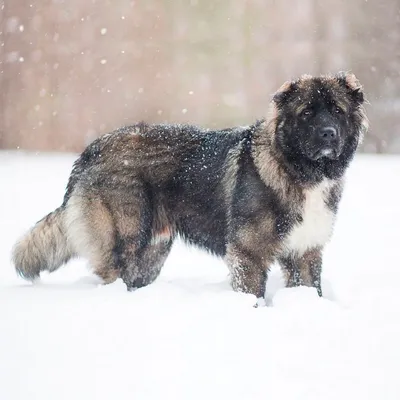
[279,247,323,294]
[12,208,74,280]
[12,72,368,305]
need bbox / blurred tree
[1,0,399,153]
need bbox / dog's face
[270,72,368,170]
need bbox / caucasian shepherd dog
[12,71,368,305]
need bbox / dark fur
[12,72,368,303]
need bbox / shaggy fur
[12,71,368,303]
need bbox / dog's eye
[301,109,313,118]
[334,106,344,114]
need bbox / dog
[12,71,368,304]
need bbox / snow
[1,151,400,400]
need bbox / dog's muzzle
[310,126,341,160]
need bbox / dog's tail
[12,207,74,280]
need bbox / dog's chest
[284,180,335,254]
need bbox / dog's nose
[319,127,338,141]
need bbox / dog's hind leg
[66,183,173,290]
[65,190,120,284]
[106,186,173,291]
[123,238,173,290]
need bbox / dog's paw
[253,297,267,308]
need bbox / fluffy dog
[12,71,368,303]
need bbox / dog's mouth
[308,146,341,161]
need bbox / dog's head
[268,72,368,180]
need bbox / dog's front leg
[278,254,302,288]
[299,247,323,297]
[226,242,275,306]
[279,248,323,297]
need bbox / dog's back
[12,121,254,287]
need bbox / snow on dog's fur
[12,71,368,304]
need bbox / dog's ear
[272,80,297,107]
[335,71,364,105]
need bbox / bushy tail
[12,207,74,280]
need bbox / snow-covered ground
[1,150,400,400]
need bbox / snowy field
[1,150,400,400]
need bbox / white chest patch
[284,179,335,255]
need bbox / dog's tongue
[321,148,333,156]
